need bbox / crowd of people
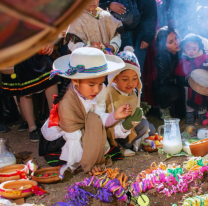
[0,0,208,174]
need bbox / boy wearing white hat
[106,47,155,156]
[39,47,131,176]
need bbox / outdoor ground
[0,109,206,206]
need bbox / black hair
[181,34,204,51]
[53,78,71,105]
[155,26,180,54]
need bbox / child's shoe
[160,108,171,119]
[121,149,135,157]
[202,112,208,125]
[199,113,207,125]
[186,112,195,124]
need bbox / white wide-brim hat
[51,47,125,79]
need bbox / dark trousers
[117,119,155,149]
[155,83,186,117]
[0,94,19,125]
[120,31,147,79]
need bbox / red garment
[175,54,208,77]
[48,95,59,128]
[175,53,208,109]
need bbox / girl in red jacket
[175,34,208,124]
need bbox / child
[65,0,123,54]
[106,46,155,156]
[175,34,208,124]
[39,47,132,175]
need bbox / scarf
[58,84,107,173]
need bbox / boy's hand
[140,102,151,115]
[114,103,132,120]
[122,108,143,130]
[91,42,102,49]
[108,45,114,53]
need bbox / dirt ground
[0,110,206,206]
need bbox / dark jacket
[155,51,179,85]
[99,0,157,45]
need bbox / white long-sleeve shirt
[41,84,110,171]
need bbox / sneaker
[19,120,42,132]
[199,113,207,125]
[18,121,28,132]
[29,128,41,143]
[0,124,10,133]
[186,112,195,124]
[34,120,43,129]
[121,149,135,157]
[160,108,172,119]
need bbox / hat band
[49,63,107,79]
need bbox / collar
[112,83,130,96]
[182,49,204,58]
[72,83,88,100]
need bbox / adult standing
[99,0,157,74]
[154,26,186,119]
[1,45,58,142]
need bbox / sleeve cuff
[105,112,117,127]
[121,123,131,133]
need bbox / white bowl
[197,128,208,140]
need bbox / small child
[65,0,122,54]
[175,34,208,124]
[39,47,132,176]
[106,46,155,156]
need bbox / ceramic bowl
[190,138,208,156]
[0,164,28,183]
[142,145,163,153]
[31,167,61,184]
[0,179,37,199]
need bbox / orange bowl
[31,167,61,184]
[142,145,163,153]
[0,164,28,183]
[190,138,208,156]
[0,179,37,199]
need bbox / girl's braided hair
[53,79,71,105]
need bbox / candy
[37,173,57,178]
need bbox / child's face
[72,76,105,100]
[113,70,139,94]
[86,0,99,11]
[184,41,199,57]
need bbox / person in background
[99,0,157,76]
[175,34,208,124]
[1,45,58,142]
[66,0,123,55]
[154,26,186,119]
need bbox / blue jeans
[121,31,147,80]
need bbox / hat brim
[52,54,125,79]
